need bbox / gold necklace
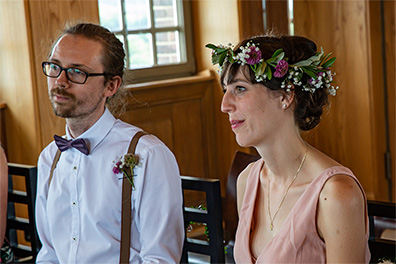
[267,145,308,231]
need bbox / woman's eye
[235,86,246,93]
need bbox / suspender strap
[48,131,148,264]
[49,149,61,188]
[120,131,148,264]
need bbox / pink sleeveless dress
[234,159,371,263]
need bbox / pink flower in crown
[274,60,289,78]
[245,47,262,65]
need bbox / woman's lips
[230,120,244,130]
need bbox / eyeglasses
[42,62,108,84]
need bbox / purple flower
[245,48,262,65]
[113,166,120,174]
[113,161,122,174]
[274,60,289,78]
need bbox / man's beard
[49,87,77,118]
[49,87,104,119]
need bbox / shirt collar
[65,108,116,153]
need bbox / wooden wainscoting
[119,70,219,205]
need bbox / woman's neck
[256,136,308,183]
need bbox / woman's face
[221,67,284,148]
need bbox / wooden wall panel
[384,0,395,201]
[237,0,265,39]
[27,0,100,151]
[265,0,289,35]
[294,0,379,199]
[120,70,219,199]
[0,0,40,165]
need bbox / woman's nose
[221,90,234,113]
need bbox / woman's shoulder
[237,159,262,186]
[236,159,262,212]
[320,172,364,203]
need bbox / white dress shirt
[36,108,184,264]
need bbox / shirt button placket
[70,158,80,262]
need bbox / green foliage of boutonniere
[113,154,140,190]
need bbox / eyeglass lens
[43,62,87,84]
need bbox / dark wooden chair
[368,200,396,263]
[222,151,260,246]
[180,176,225,264]
[6,163,41,263]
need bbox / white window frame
[99,0,195,84]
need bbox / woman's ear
[280,89,295,109]
[104,76,122,98]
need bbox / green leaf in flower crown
[320,52,333,65]
[293,52,322,66]
[265,57,276,64]
[273,51,285,64]
[302,67,317,79]
[272,49,284,58]
[304,65,319,73]
[205,43,218,49]
[266,65,272,80]
[216,48,229,53]
[211,54,222,65]
[257,62,267,76]
[321,57,336,69]
[218,51,228,66]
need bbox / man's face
[47,34,109,120]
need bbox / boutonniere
[112,154,140,190]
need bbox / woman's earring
[283,104,288,108]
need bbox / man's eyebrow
[48,59,91,70]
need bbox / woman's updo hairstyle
[220,35,329,131]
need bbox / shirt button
[72,201,76,205]
[72,237,76,241]
[73,166,77,170]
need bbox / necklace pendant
[270,223,273,231]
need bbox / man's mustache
[50,87,75,99]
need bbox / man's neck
[66,108,106,138]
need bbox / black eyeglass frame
[42,61,110,84]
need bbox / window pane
[156,31,180,65]
[98,0,123,32]
[153,0,177,28]
[115,34,125,52]
[125,0,150,30]
[128,34,153,69]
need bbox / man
[35,23,184,263]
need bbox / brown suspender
[119,131,147,263]
[48,131,148,264]
[48,149,61,187]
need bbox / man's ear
[104,76,122,97]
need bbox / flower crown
[206,42,339,96]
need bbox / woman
[207,36,370,263]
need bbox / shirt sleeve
[35,149,60,264]
[134,144,184,263]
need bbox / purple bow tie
[54,135,89,155]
